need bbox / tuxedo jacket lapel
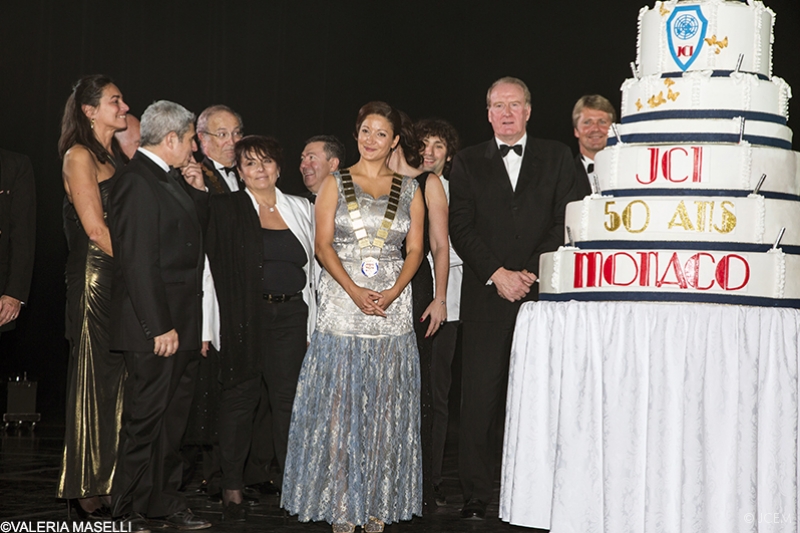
[137,154,202,232]
[513,143,541,197]
[202,157,233,195]
[483,142,515,198]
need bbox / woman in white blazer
[206,135,316,521]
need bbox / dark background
[1,0,798,418]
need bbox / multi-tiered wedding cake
[539,0,800,306]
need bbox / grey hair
[486,76,531,108]
[140,100,196,146]
[196,104,243,135]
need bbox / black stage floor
[0,420,545,532]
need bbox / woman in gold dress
[56,75,130,518]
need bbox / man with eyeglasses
[196,105,244,194]
[572,95,616,198]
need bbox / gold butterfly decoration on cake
[648,92,666,108]
[704,35,729,55]
[667,88,680,101]
[659,3,670,16]
[635,98,643,111]
[663,78,675,88]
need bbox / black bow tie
[499,144,523,157]
[168,167,183,181]
[587,163,595,174]
[223,166,236,175]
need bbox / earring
[91,118,95,130]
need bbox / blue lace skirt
[281,330,422,525]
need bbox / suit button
[186,242,192,247]
[516,235,521,240]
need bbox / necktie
[587,163,595,174]
[499,144,523,157]
[223,166,236,175]
[168,167,183,182]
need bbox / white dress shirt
[212,159,240,192]
[580,154,597,194]
[495,133,528,191]
[138,147,170,173]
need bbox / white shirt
[212,159,240,192]
[581,154,597,194]
[138,147,170,173]
[495,132,528,191]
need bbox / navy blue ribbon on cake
[660,70,770,81]
[622,109,786,126]
[607,134,791,151]
[603,188,800,202]
[571,240,800,256]
[540,292,800,309]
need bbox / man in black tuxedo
[196,105,243,194]
[572,94,616,198]
[449,77,576,520]
[108,100,210,530]
[0,149,35,336]
[299,135,345,203]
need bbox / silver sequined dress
[282,172,422,525]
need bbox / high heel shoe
[67,498,112,521]
[364,517,385,533]
[331,522,355,533]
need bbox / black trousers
[458,319,515,504]
[112,349,199,518]
[430,320,460,486]
[242,380,275,486]
[218,299,307,490]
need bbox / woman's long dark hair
[58,74,124,164]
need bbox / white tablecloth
[500,300,800,532]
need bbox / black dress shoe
[246,480,281,495]
[240,486,264,505]
[460,499,487,520]
[118,512,151,533]
[433,484,447,506]
[221,501,248,522]
[151,509,211,530]
[194,480,208,494]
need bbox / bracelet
[440,300,446,306]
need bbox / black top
[261,228,307,294]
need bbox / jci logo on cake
[667,6,708,70]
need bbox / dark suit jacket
[574,153,593,199]
[0,149,36,332]
[449,137,576,323]
[107,151,208,352]
[201,156,240,195]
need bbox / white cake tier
[637,0,773,78]
[595,143,800,197]
[620,72,790,122]
[607,116,792,150]
[565,195,800,249]
[539,247,800,306]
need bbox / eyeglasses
[200,130,244,141]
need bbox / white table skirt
[500,300,800,533]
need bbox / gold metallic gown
[56,176,125,499]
